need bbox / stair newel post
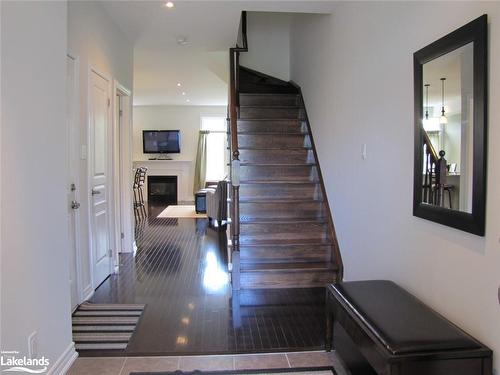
[436,150,448,208]
[232,152,240,251]
[231,152,241,291]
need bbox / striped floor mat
[72,302,145,351]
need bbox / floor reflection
[89,206,325,356]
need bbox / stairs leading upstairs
[234,68,342,289]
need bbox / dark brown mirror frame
[413,15,488,236]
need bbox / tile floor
[68,351,349,375]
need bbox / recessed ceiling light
[165,2,174,8]
[176,83,181,87]
[176,36,189,46]
[182,92,186,96]
[186,99,190,103]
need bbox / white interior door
[89,69,112,288]
[67,55,80,310]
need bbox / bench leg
[388,363,402,375]
[482,357,492,375]
[325,290,334,352]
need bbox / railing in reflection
[422,132,450,208]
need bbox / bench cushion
[331,280,480,355]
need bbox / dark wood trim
[413,14,488,236]
[229,11,248,288]
[240,65,295,87]
[290,81,344,281]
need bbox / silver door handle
[91,189,101,195]
[71,201,80,209]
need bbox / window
[201,116,227,182]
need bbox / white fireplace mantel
[133,160,193,203]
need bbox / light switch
[362,144,367,160]
[28,331,38,358]
[81,145,87,160]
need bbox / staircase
[230,67,343,289]
[228,12,342,290]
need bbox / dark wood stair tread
[240,105,300,109]
[228,162,315,167]
[240,217,327,224]
[239,93,298,97]
[236,119,304,122]
[237,118,301,122]
[238,147,312,151]
[240,198,323,203]
[240,180,319,184]
[237,238,333,247]
[237,131,307,135]
[241,262,338,272]
[239,162,316,166]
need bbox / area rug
[157,205,207,219]
[72,302,145,351]
[131,367,336,375]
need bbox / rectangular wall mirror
[413,15,487,236]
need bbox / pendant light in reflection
[439,78,448,124]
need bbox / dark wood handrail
[228,11,247,265]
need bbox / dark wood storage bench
[326,280,492,375]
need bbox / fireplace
[148,175,178,205]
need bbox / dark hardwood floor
[87,203,326,356]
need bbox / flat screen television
[143,130,181,154]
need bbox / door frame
[112,81,134,266]
[67,53,84,308]
[87,65,113,289]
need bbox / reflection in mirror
[421,43,473,213]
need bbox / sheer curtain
[193,130,209,194]
[201,116,227,182]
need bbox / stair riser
[240,246,332,263]
[240,271,336,289]
[239,149,313,164]
[240,222,328,242]
[239,107,300,119]
[238,120,304,133]
[239,134,307,149]
[240,202,325,220]
[241,165,317,182]
[240,232,328,242]
[238,289,322,305]
[239,95,298,107]
[239,184,321,200]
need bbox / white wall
[68,0,134,294]
[133,105,227,195]
[240,12,292,81]
[1,1,76,372]
[290,2,500,371]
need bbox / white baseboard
[48,341,78,375]
[82,284,94,302]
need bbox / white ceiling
[99,1,335,106]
